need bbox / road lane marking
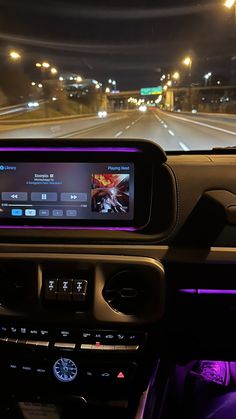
[134,116,144,123]
[153,112,162,123]
[125,125,131,130]
[59,115,128,138]
[179,141,190,151]
[168,130,175,136]
[131,122,135,125]
[115,131,123,137]
[153,113,161,122]
[160,111,236,137]
[163,124,168,128]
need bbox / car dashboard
[0,138,235,418]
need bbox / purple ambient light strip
[0,146,140,231]
[0,147,141,153]
[179,289,236,295]
[0,225,136,231]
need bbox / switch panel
[72,280,88,302]
[44,278,88,303]
[57,279,73,301]
[44,279,58,300]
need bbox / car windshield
[0,0,235,151]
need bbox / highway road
[0,109,236,151]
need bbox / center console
[0,254,164,416]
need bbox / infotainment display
[0,162,134,222]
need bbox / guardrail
[0,112,101,125]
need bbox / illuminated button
[31,192,57,202]
[58,330,71,339]
[19,327,27,335]
[29,329,39,336]
[25,209,36,217]
[72,280,88,302]
[9,326,18,335]
[61,193,87,202]
[82,332,93,340]
[104,333,115,342]
[54,342,76,349]
[91,343,104,350]
[36,368,46,374]
[58,279,73,301]
[36,341,49,347]
[0,326,7,335]
[9,364,18,370]
[125,345,139,351]
[22,365,32,372]
[100,371,111,378]
[103,345,115,351]
[2,192,28,201]
[45,279,58,300]
[117,371,125,379]
[94,332,102,339]
[85,370,94,378]
[11,209,22,216]
[39,209,50,217]
[66,210,77,217]
[80,344,93,350]
[52,209,63,217]
[39,329,50,338]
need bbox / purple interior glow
[0,225,137,231]
[0,147,141,153]
[179,289,236,295]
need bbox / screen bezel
[0,149,153,230]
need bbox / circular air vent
[103,270,146,315]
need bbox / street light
[182,56,192,84]
[51,67,58,75]
[76,76,82,82]
[172,72,180,80]
[224,0,235,8]
[31,82,36,86]
[108,79,117,90]
[204,72,212,86]
[105,87,110,93]
[95,84,100,89]
[183,57,192,67]
[42,62,50,68]
[167,80,172,87]
[9,50,21,61]
[182,56,193,110]
[224,0,236,25]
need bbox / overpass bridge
[107,86,236,113]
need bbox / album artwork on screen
[91,173,130,214]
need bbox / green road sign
[140,86,163,96]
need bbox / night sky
[0,0,235,89]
